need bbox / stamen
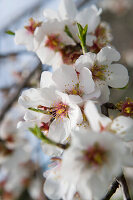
[25,18,42,34]
[90,64,107,81]
[83,143,107,167]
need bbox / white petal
[83,87,101,101]
[36,46,62,66]
[97,46,120,65]
[96,81,110,104]
[48,118,71,142]
[111,116,133,141]
[106,64,129,88]
[18,88,44,108]
[43,9,60,20]
[84,101,111,132]
[75,53,96,72]
[69,103,83,127]
[69,95,83,104]
[86,35,96,46]
[79,67,95,94]
[40,71,55,88]
[44,174,64,200]
[15,29,34,51]
[76,5,101,33]
[59,0,77,20]
[52,64,78,92]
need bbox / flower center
[122,102,133,117]
[83,143,107,167]
[65,83,83,97]
[91,64,107,81]
[45,36,82,65]
[90,24,110,53]
[60,44,82,65]
[24,18,42,34]
[52,102,69,119]
[116,98,133,117]
[45,34,64,51]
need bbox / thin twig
[117,174,131,200]
[0,51,34,59]
[0,61,42,122]
[102,180,119,200]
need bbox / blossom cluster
[0,105,43,200]
[14,0,133,199]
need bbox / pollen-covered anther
[91,64,107,81]
[45,34,64,51]
[83,143,107,167]
[24,18,42,34]
[116,98,133,117]
[65,83,83,97]
[51,102,69,120]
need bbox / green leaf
[29,125,70,149]
[28,107,50,115]
[64,25,77,43]
[5,30,15,35]
[77,23,88,54]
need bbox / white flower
[43,0,101,33]
[84,100,133,142]
[75,46,129,103]
[61,128,133,200]
[15,18,42,51]
[43,0,112,51]
[34,19,80,69]
[40,64,100,105]
[18,87,83,143]
[44,159,76,200]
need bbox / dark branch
[101,104,109,117]
[102,180,119,200]
[117,174,131,200]
[0,61,42,122]
[0,51,34,59]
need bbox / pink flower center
[83,143,107,167]
[60,44,82,65]
[122,101,133,117]
[90,24,109,53]
[45,35,82,65]
[38,103,69,121]
[25,18,42,34]
[51,102,69,120]
[91,64,107,81]
[45,34,64,51]
[116,98,133,117]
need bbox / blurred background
[0,0,133,199]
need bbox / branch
[102,173,131,200]
[0,61,42,122]
[0,51,34,59]
[101,104,109,117]
[117,174,131,200]
[102,180,119,200]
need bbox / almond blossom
[34,19,82,70]
[40,64,100,105]
[18,87,83,143]
[43,0,112,53]
[84,100,133,142]
[61,128,133,200]
[15,18,42,51]
[75,46,129,103]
